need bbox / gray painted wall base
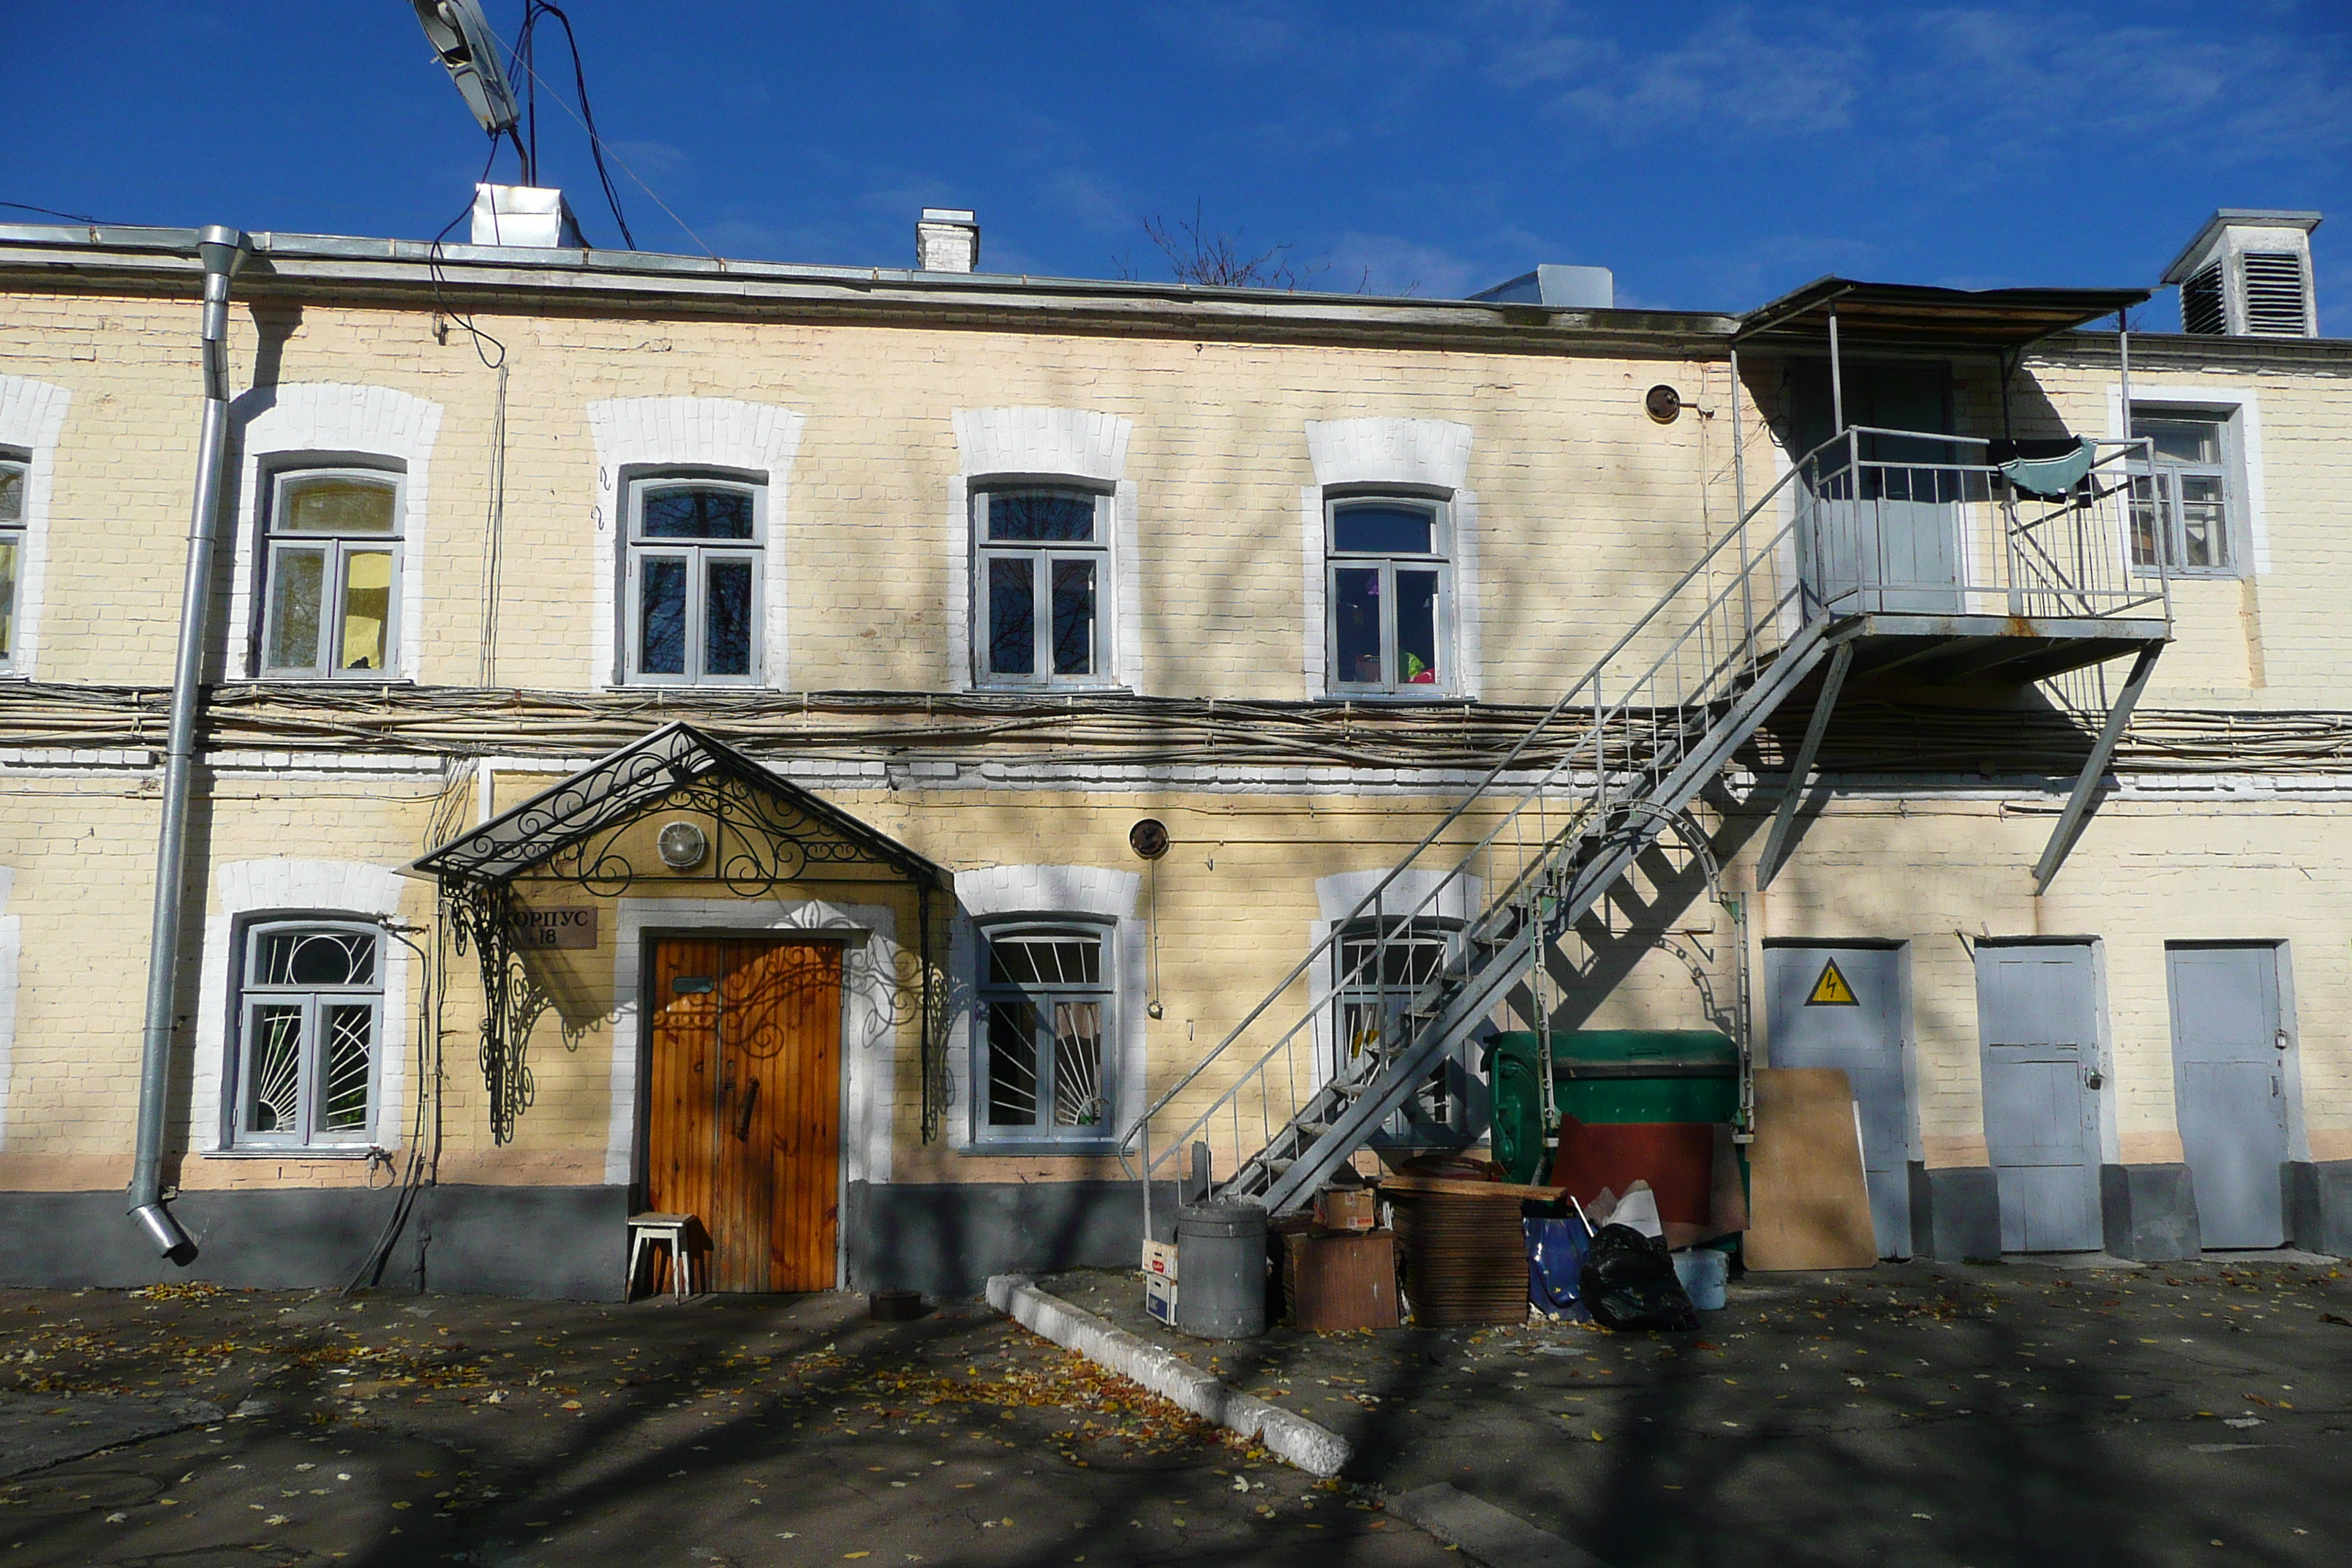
[1908,1164,2001,1261]
[2285,1161,2352,1257]
[0,1186,627,1300]
[2099,1164,2201,1261]
[849,1180,1177,1297]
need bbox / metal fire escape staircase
[1120,424,2172,1223]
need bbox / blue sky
[10,2,2349,329]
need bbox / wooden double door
[646,937,843,1292]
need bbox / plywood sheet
[1745,1067,1878,1271]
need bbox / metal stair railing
[1120,448,1842,1229]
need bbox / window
[1333,916,1463,1134]
[259,470,402,677]
[2128,411,2237,576]
[1327,496,1450,694]
[626,476,764,685]
[977,925,1113,1141]
[233,921,380,1147]
[0,457,23,670]
[973,486,1111,687]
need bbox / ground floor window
[1333,916,1464,1134]
[233,921,380,1147]
[977,924,1113,1143]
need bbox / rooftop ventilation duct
[471,184,584,249]
[917,208,979,274]
[1469,264,1614,309]
[2161,210,2322,338]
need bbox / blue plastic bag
[1526,1216,1591,1321]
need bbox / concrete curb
[1387,1483,1616,1568]
[984,1274,1351,1477]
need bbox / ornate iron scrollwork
[441,878,545,1146]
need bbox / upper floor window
[0,456,23,670]
[974,486,1112,687]
[1327,496,1451,695]
[977,924,1114,1143]
[235,921,380,1148]
[2129,410,2239,576]
[260,469,402,678]
[626,475,764,685]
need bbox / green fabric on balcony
[2000,437,2097,500]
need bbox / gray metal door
[1766,945,1911,1258]
[1976,943,2103,1252]
[2168,944,2289,1248]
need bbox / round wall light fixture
[1644,383,1684,424]
[1128,818,1170,860]
[656,819,709,870]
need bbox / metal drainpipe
[129,225,250,1263]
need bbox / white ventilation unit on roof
[2161,210,2322,338]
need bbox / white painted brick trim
[1299,417,1482,699]
[587,397,809,689]
[190,859,411,1154]
[606,898,900,1199]
[0,866,16,1152]
[225,384,444,681]
[2104,382,2270,576]
[949,408,1137,691]
[949,863,1142,1150]
[0,374,74,678]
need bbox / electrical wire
[425,141,509,370]
[480,4,715,257]
[0,200,108,225]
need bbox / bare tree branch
[1139,201,1325,290]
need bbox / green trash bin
[1483,1029,1741,1185]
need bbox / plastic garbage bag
[1526,1217,1591,1320]
[1579,1222,1700,1333]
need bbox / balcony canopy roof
[1735,276,2153,355]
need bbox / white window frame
[229,918,384,1150]
[969,483,1118,690]
[2127,404,2244,579]
[622,470,767,687]
[0,453,25,675]
[255,465,406,679]
[1324,490,1455,697]
[972,919,1120,1149]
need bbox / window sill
[227,677,415,689]
[962,1138,1120,1158]
[968,683,1134,698]
[1315,691,1467,706]
[203,1145,382,1160]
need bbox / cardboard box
[1314,1187,1378,1232]
[1140,1238,1178,1278]
[1144,1272,1179,1327]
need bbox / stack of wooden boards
[1379,1172,1565,1327]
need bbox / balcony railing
[1791,429,2171,627]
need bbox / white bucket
[1672,1247,1730,1311]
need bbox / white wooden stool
[626,1213,696,1300]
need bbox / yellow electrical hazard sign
[1806,957,1859,1006]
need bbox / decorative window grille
[1333,916,1467,1137]
[259,470,403,678]
[1327,496,1453,695]
[977,925,1113,1142]
[234,921,381,1147]
[625,477,764,685]
[973,487,1113,687]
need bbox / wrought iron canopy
[409,720,948,892]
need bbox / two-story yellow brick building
[0,201,2345,1297]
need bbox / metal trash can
[1174,1201,1268,1339]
